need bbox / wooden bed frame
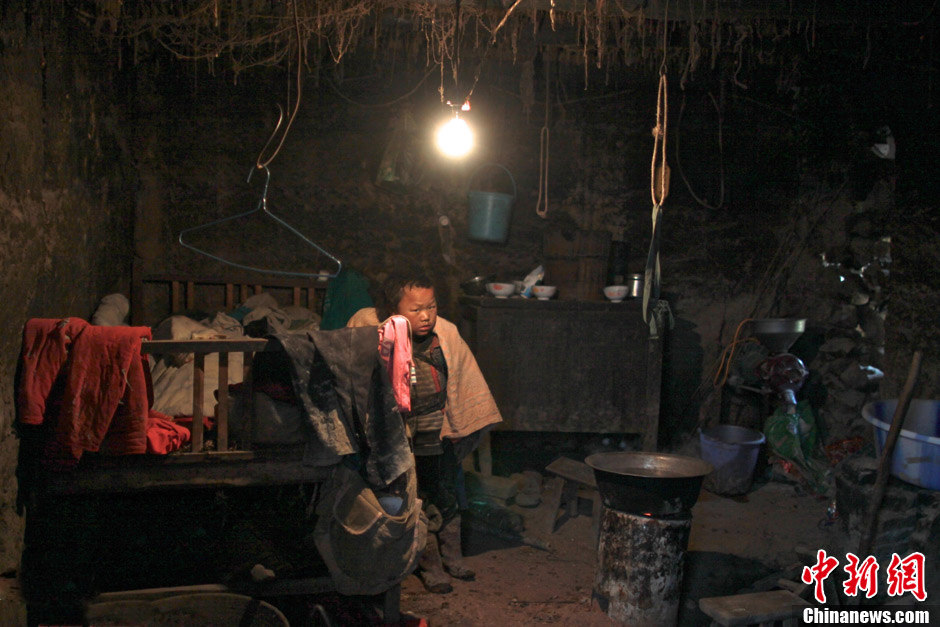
[31,271,402,623]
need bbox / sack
[313,464,426,595]
[764,400,830,494]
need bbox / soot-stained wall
[0,4,136,574]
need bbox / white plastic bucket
[699,425,766,496]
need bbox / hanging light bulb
[435,109,474,159]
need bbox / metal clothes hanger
[178,165,342,279]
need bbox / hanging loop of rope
[650,72,669,206]
[536,126,549,218]
[535,51,551,219]
[643,6,670,323]
[255,0,303,169]
[675,92,725,210]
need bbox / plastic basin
[699,425,766,496]
[862,399,940,491]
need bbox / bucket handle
[467,162,516,199]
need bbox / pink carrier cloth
[378,315,413,413]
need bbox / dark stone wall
[0,3,136,574]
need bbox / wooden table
[458,296,665,451]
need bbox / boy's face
[395,286,437,338]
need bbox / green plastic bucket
[467,163,516,243]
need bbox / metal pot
[626,274,644,298]
[460,275,495,296]
[585,451,713,517]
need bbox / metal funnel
[751,318,806,354]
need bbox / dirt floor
[396,475,836,626]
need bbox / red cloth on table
[16,318,185,466]
[146,411,191,454]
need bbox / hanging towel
[378,315,413,413]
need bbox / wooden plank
[94,585,231,602]
[254,284,262,295]
[186,281,195,310]
[141,339,269,354]
[292,286,301,307]
[240,284,249,303]
[161,451,256,463]
[192,353,205,453]
[225,283,234,310]
[141,273,321,289]
[217,352,229,452]
[171,281,182,313]
[311,287,321,311]
[546,456,597,488]
[242,352,254,450]
[699,590,810,626]
[130,258,145,326]
[542,476,565,535]
[40,458,331,495]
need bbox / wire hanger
[178,165,342,279]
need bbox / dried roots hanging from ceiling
[78,0,823,93]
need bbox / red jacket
[17,318,157,466]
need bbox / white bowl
[532,285,557,301]
[603,285,630,302]
[486,282,515,298]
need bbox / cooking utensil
[461,275,495,296]
[585,451,713,517]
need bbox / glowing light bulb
[435,116,473,158]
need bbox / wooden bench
[31,337,401,624]
[543,456,602,539]
[698,590,811,626]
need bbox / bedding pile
[148,292,321,418]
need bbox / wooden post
[217,351,229,452]
[292,286,301,307]
[858,351,923,559]
[186,281,195,310]
[225,283,235,310]
[191,353,205,452]
[240,284,249,303]
[242,352,254,450]
[171,281,182,314]
[130,258,144,326]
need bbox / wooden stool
[543,457,602,539]
[698,590,811,626]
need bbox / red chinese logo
[802,550,928,603]
[802,549,840,603]
[843,553,879,599]
[886,552,927,602]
